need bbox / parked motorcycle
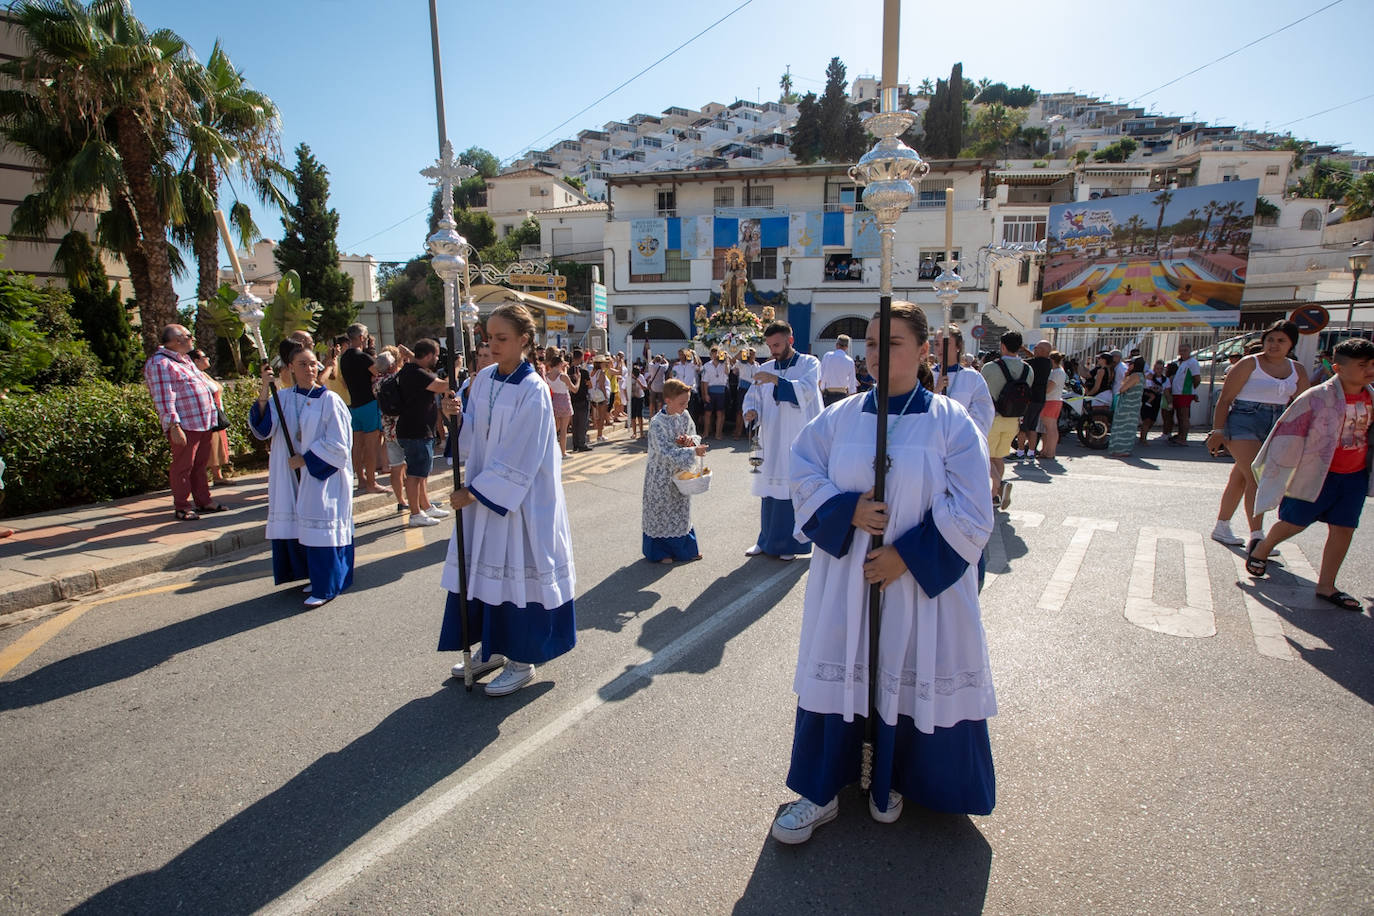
[1058,379,1111,449]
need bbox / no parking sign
[1289,304,1329,335]
[970,325,986,340]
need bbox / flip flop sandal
[1244,547,1268,578]
[174,509,200,521]
[1315,591,1363,612]
[197,503,230,513]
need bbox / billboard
[1039,179,1258,327]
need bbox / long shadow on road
[69,682,550,914]
[733,785,992,915]
[0,535,448,711]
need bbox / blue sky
[123,0,1373,303]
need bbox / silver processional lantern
[232,283,268,362]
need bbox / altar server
[741,321,821,560]
[438,304,577,697]
[250,343,355,608]
[771,301,997,844]
[642,378,710,563]
[933,325,994,438]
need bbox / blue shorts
[1225,399,1285,442]
[398,437,434,478]
[706,386,728,411]
[1278,469,1368,529]
[350,400,381,433]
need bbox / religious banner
[789,211,822,258]
[852,211,881,258]
[1040,179,1257,328]
[739,218,762,262]
[630,217,667,274]
[691,215,714,259]
[679,216,698,260]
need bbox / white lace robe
[790,393,998,733]
[741,352,822,500]
[442,364,576,610]
[252,386,354,548]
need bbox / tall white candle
[944,187,955,264]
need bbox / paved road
[1,435,1371,914]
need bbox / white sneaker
[779,554,796,562]
[771,797,838,844]
[408,513,440,528]
[301,583,313,594]
[869,790,904,824]
[485,661,535,696]
[1211,521,1244,546]
[744,544,764,557]
[303,595,331,608]
[1014,449,1026,458]
[424,505,451,519]
[451,653,506,680]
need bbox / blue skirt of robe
[787,707,995,815]
[642,529,700,562]
[757,496,810,556]
[271,539,354,601]
[438,591,576,664]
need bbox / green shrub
[0,378,268,516]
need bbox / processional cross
[421,141,477,231]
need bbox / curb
[0,475,457,618]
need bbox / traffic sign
[1289,303,1329,335]
[592,283,607,313]
[545,274,566,289]
[552,289,568,303]
[509,272,565,288]
[970,325,986,339]
[546,316,568,332]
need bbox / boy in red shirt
[1247,337,1374,610]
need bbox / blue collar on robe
[492,361,535,385]
[861,385,932,415]
[293,385,325,398]
[773,352,799,371]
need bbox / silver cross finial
[420,141,477,227]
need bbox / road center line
[260,563,800,916]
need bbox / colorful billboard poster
[1039,179,1258,327]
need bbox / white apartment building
[217,238,378,305]
[600,161,996,358]
[476,168,592,238]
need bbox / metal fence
[1044,326,1236,371]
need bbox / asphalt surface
[1,432,1371,914]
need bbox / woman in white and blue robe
[772,303,996,844]
[439,304,576,696]
[249,346,355,607]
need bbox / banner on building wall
[691,215,713,259]
[1039,179,1257,328]
[678,216,697,259]
[789,211,822,258]
[739,218,761,261]
[630,218,667,274]
[852,212,881,258]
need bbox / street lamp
[1348,250,1371,327]
[782,256,792,300]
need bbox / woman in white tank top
[1208,321,1310,550]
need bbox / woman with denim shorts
[1208,320,1309,552]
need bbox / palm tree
[174,41,291,370]
[1124,215,1147,253]
[0,0,197,354]
[1151,190,1173,256]
[975,77,993,100]
[1185,208,1201,247]
[917,78,934,98]
[1198,200,1220,250]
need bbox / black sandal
[174,509,200,521]
[197,503,230,513]
[1244,545,1268,578]
[1315,590,1362,612]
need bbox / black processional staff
[851,0,926,790]
[425,0,481,688]
[218,209,299,484]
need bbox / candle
[944,187,955,265]
[881,0,899,92]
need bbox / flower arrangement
[694,304,765,351]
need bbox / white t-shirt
[1045,366,1067,402]
[671,360,698,387]
[1172,356,1203,395]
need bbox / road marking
[1037,516,1118,612]
[260,563,801,916]
[1124,527,1215,638]
[1229,553,1295,660]
[0,530,437,681]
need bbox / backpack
[994,360,1032,418]
[377,373,404,417]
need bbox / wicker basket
[673,467,712,496]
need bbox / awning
[468,283,582,316]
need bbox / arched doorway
[621,317,688,362]
[816,315,870,357]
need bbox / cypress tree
[276,144,355,342]
[790,92,823,164]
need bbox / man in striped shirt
[144,324,221,520]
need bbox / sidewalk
[0,469,453,617]
[0,421,643,617]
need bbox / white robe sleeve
[930,404,994,565]
[303,391,353,470]
[964,372,995,440]
[468,381,554,513]
[790,355,822,416]
[790,409,842,527]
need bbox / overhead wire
[501,0,758,164]
[1125,0,1346,104]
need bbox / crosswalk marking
[1124,527,1216,638]
[1229,552,1296,660]
[1037,517,1119,612]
